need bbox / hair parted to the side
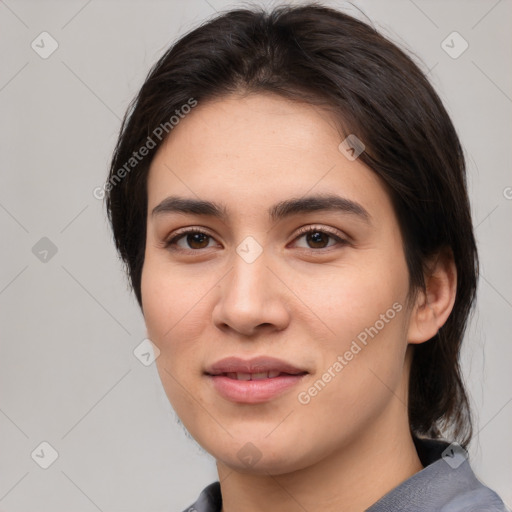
[105,2,478,448]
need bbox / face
[141,92,414,475]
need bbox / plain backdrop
[0,0,511,510]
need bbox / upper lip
[205,356,308,376]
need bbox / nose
[212,246,291,338]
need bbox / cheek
[140,255,213,391]
[301,249,408,345]
[293,300,409,450]
[297,246,410,400]
[141,262,203,421]
[141,252,206,343]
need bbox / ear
[407,248,457,344]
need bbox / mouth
[205,356,308,403]
[217,370,305,380]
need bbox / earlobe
[407,248,457,344]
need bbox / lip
[205,356,307,375]
[205,356,308,404]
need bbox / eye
[291,225,348,250]
[164,225,348,252]
[164,228,217,251]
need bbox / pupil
[189,233,208,248]
[308,231,326,248]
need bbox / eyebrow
[151,194,371,224]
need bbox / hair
[105,2,478,447]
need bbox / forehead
[146,93,392,221]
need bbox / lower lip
[207,374,306,403]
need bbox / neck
[217,365,423,512]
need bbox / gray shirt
[180,437,510,511]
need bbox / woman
[104,3,509,511]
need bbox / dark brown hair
[105,2,478,447]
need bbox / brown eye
[292,226,347,250]
[304,231,331,249]
[165,229,216,251]
[184,232,211,249]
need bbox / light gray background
[0,0,511,510]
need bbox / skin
[141,92,457,512]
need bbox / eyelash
[164,225,348,253]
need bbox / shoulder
[440,486,511,512]
[368,437,510,512]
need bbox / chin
[221,451,306,476]
[201,432,318,476]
